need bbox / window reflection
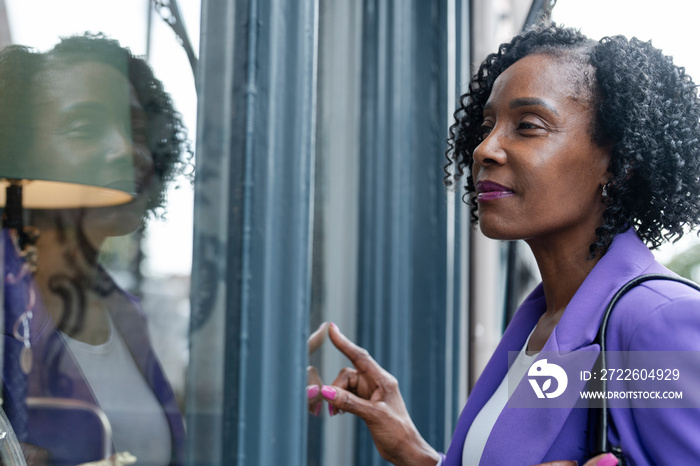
[0,32,192,466]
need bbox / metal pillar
[355,1,449,463]
[186,0,318,464]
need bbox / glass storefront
[0,1,198,464]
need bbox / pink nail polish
[596,453,618,466]
[314,404,322,416]
[329,322,339,332]
[328,403,334,417]
[317,322,327,331]
[321,385,337,400]
[307,385,320,399]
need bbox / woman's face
[31,61,155,239]
[472,53,611,247]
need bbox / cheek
[470,162,480,182]
[542,167,604,216]
[567,156,608,196]
[516,159,598,217]
[133,145,155,179]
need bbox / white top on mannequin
[63,318,172,465]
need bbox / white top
[63,322,172,465]
[435,334,536,466]
[462,339,536,465]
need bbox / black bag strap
[589,273,700,461]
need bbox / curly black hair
[446,23,700,257]
[47,33,193,215]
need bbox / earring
[602,183,609,199]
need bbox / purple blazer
[443,229,700,465]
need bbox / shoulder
[606,275,700,351]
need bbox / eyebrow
[61,101,105,112]
[508,97,559,116]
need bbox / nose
[105,126,133,165]
[99,127,140,193]
[472,126,507,168]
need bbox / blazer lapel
[444,285,545,466]
[453,230,657,465]
[107,286,186,465]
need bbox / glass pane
[0,1,199,464]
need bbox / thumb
[320,384,375,420]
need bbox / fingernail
[317,322,327,331]
[329,322,339,332]
[597,453,618,466]
[307,385,320,399]
[314,404,322,416]
[321,385,337,400]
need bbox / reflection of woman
[1,36,189,465]
[314,24,700,466]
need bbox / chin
[86,215,142,238]
[477,220,521,241]
[83,200,147,238]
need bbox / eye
[516,116,547,135]
[65,120,102,139]
[518,121,539,130]
[476,122,493,141]
[61,113,109,140]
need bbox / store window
[0,1,198,464]
[0,1,610,465]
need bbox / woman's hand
[532,452,619,466]
[306,322,328,417]
[320,323,440,466]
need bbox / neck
[524,229,603,353]
[528,231,601,315]
[34,225,102,276]
[33,223,111,344]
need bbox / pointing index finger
[308,322,329,356]
[328,323,383,377]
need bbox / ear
[594,145,613,187]
[598,155,614,187]
[595,145,614,198]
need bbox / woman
[0,35,190,465]
[313,23,700,466]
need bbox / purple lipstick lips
[476,180,514,201]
